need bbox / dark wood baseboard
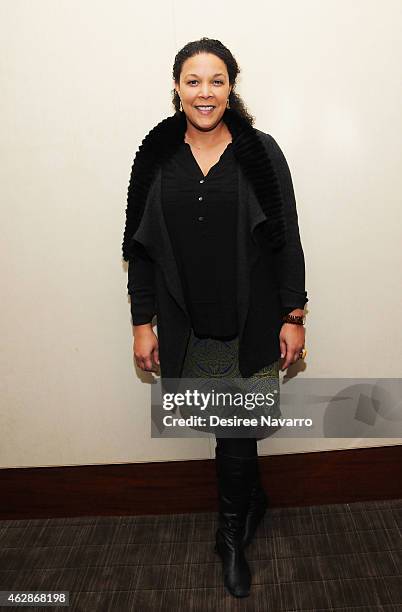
[1,445,401,520]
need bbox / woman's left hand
[279,323,305,371]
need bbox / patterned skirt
[178,328,282,439]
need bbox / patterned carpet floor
[0,498,401,611]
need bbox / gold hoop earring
[178,96,183,112]
[226,98,230,109]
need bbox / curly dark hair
[171,37,255,126]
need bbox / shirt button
[198,216,204,221]
[199,179,204,184]
[198,196,203,201]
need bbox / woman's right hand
[133,324,159,372]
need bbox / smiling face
[174,52,232,131]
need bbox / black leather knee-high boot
[214,446,256,598]
[240,473,268,549]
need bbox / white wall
[1,0,401,468]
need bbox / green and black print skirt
[178,328,282,439]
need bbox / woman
[122,38,308,598]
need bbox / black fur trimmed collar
[122,108,286,261]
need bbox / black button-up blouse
[161,141,239,338]
[128,134,309,338]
